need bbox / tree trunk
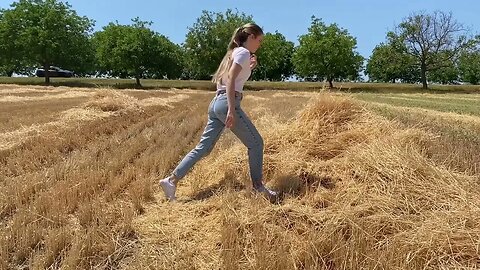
[421,62,428,89]
[44,63,50,85]
[328,78,333,88]
[135,76,141,87]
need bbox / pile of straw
[84,89,143,113]
[180,93,480,269]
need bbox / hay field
[1,84,479,269]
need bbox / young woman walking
[159,23,277,201]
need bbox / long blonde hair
[212,23,263,83]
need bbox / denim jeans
[173,92,264,189]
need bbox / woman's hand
[250,54,258,70]
[226,109,235,128]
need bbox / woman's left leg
[229,108,264,189]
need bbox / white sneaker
[159,177,177,201]
[254,186,278,201]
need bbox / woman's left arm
[250,54,258,70]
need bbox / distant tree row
[0,0,478,88]
[366,11,480,88]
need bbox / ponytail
[212,23,263,83]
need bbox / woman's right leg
[160,97,225,201]
[171,98,225,182]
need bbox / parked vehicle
[36,66,74,77]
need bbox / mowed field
[354,92,480,175]
[1,84,480,269]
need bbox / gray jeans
[173,92,264,189]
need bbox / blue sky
[1,0,478,59]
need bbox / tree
[0,0,94,84]
[0,9,25,77]
[458,48,480,85]
[428,52,459,84]
[94,18,183,86]
[292,17,364,88]
[184,9,253,80]
[251,32,294,81]
[390,11,475,89]
[153,35,184,80]
[366,42,418,83]
[0,65,12,77]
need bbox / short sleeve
[232,48,250,67]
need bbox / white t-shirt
[217,47,251,93]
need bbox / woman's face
[247,34,264,53]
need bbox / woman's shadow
[186,176,246,201]
[183,171,333,204]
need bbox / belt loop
[216,90,243,99]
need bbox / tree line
[0,0,478,88]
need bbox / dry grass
[84,89,143,112]
[139,94,191,108]
[0,91,93,102]
[2,77,480,93]
[1,85,479,269]
[354,93,480,117]
[0,84,67,94]
[125,92,480,269]
[0,85,214,269]
[0,97,89,133]
[0,108,113,151]
[363,101,480,175]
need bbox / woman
[159,23,277,201]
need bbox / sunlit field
[1,84,479,269]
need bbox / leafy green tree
[458,48,480,85]
[152,35,184,80]
[292,17,364,88]
[389,11,475,89]
[0,7,27,77]
[0,0,94,84]
[251,31,294,81]
[184,9,253,80]
[366,42,418,83]
[428,52,459,84]
[0,65,12,77]
[94,18,183,86]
